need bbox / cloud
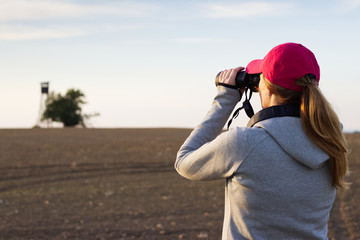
[327,0,360,14]
[0,0,160,21]
[341,0,360,7]
[0,0,159,40]
[202,2,293,18]
[0,23,145,40]
[174,37,231,44]
[0,24,85,40]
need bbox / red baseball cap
[246,42,320,92]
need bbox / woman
[175,43,349,239]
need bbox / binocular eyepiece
[215,70,260,92]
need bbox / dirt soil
[0,129,359,240]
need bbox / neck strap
[247,104,300,127]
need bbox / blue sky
[1,0,359,131]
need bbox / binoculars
[215,70,261,123]
[215,70,260,92]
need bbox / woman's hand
[218,66,245,86]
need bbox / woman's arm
[175,85,242,180]
[175,67,245,180]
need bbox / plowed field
[0,129,358,239]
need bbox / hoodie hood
[253,117,329,169]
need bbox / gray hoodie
[175,86,335,240]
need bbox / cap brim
[246,59,263,74]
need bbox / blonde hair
[264,75,349,189]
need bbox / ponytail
[264,75,349,189]
[298,75,349,189]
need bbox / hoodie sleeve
[175,86,242,180]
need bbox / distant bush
[42,89,99,127]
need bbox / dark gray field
[0,129,358,239]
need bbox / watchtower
[36,82,49,127]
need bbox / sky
[0,0,359,131]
